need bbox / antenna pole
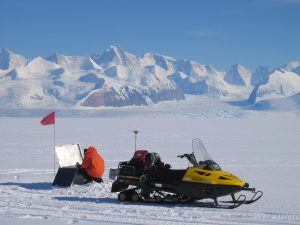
[135,132,137,151]
[133,130,139,152]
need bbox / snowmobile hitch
[241,187,256,192]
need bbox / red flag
[40,112,55,125]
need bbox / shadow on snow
[0,182,221,209]
[53,196,218,209]
[54,196,119,204]
[0,182,53,190]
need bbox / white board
[55,144,83,168]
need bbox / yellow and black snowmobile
[110,138,262,209]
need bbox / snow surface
[0,113,300,225]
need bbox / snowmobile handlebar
[177,154,190,158]
[177,153,199,167]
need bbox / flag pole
[40,111,56,177]
[54,119,56,176]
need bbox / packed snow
[0,111,300,224]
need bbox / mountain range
[0,46,299,109]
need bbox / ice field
[0,114,300,225]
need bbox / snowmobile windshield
[201,160,221,171]
[192,138,213,163]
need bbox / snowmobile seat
[144,152,163,171]
[127,150,149,176]
[143,152,186,183]
[148,168,186,184]
[119,150,148,176]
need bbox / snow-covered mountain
[92,45,139,69]
[248,69,300,107]
[140,53,176,73]
[169,60,228,97]
[85,46,185,107]
[224,64,252,86]
[0,48,28,70]
[0,46,186,108]
[250,66,271,86]
[282,60,300,75]
[0,46,299,109]
[46,53,80,66]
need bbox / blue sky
[0,0,299,69]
